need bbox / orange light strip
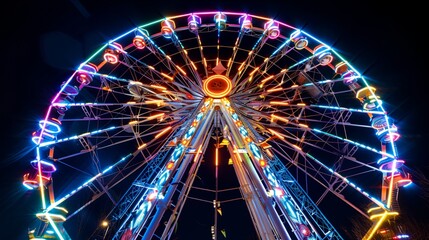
[190,61,197,70]
[261,75,274,83]
[215,147,219,166]
[249,67,259,76]
[369,211,399,220]
[128,120,138,125]
[268,128,285,140]
[155,126,172,139]
[150,85,167,91]
[147,113,165,120]
[267,87,283,93]
[270,114,289,123]
[138,143,147,150]
[177,66,186,75]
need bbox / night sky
[1,1,428,239]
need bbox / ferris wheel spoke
[270,146,379,219]
[135,27,203,93]
[169,32,203,88]
[225,15,248,77]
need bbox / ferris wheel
[23,11,412,240]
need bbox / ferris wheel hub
[202,74,232,98]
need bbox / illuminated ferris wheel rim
[24,10,411,240]
[71,12,368,92]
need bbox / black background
[1,1,428,239]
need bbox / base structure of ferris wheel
[23,11,411,240]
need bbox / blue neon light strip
[39,126,117,147]
[137,28,167,56]
[311,104,385,115]
[271,39,292,57]
[305,153,387,209]
[46,215,65,240]
[312,128,394,159]
[45,153,132,212]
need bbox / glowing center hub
[203,75,232,98]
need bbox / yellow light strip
[53,206,68,213]
[145,100,164,106]
[269,101,289,106]
[386,163,397,208]
[227,58,232,67]
[138,143,147,150]
[367,206,382,214]
[364,213,387,240]
[128,120,138,125]
[369,211,398,220]
[356,86,376,99]
[193,144,203,162]
[292,144,302,150]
